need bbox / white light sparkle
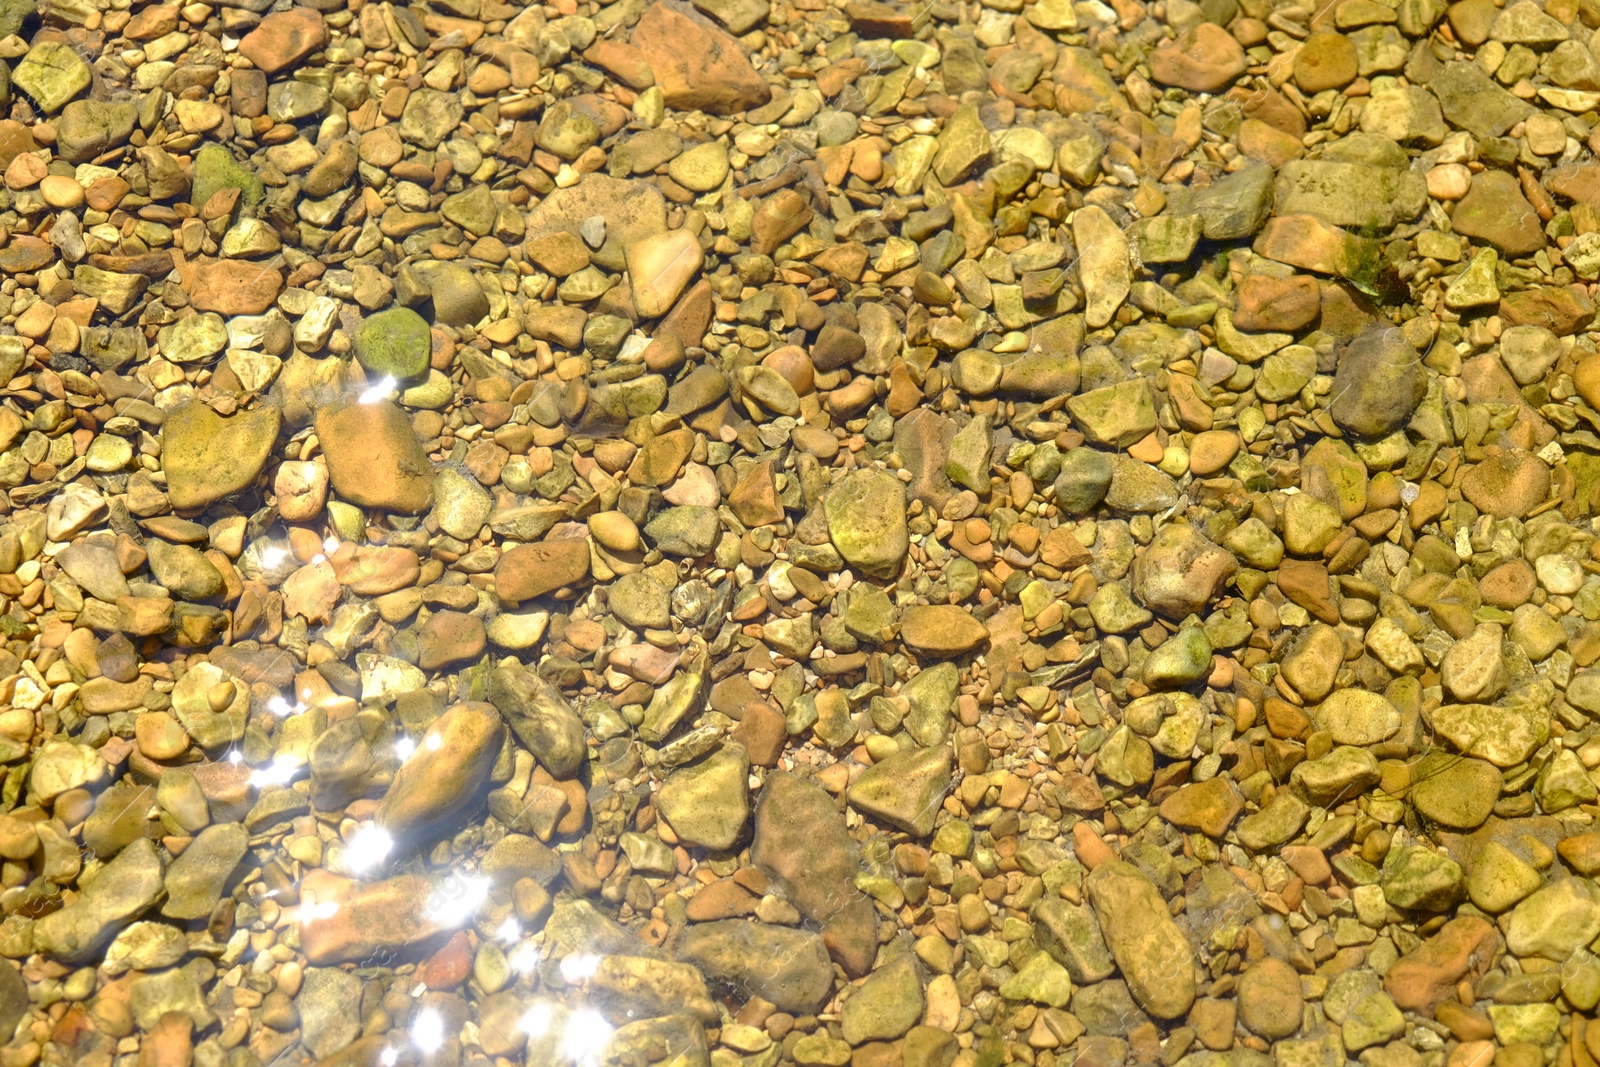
[509,940,541,975]
[411,1009,444,1054]
[249,756,300,788]
[261,545,287,569]
[394,736,417,762]
[450,875,492,920]
[559,953,602,984]
[360,375,397,404]
[345,825,394,874]
[520,1001,553,1039]
[558,1008,612,1065]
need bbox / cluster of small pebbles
[6,0,1600,1065]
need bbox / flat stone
[847,746,953,836]
[841,956,923,1044]
[1074,206,1130,329]
[629,228,703,318]
[162,402,280,510]
[355,307,431,381]
[13,40,90,112]
[496,539,591,601]
[1409,753,1502,829]
[657,744,750,851]
[297,870,456,965]
[1384,916,1499,1011]
[1461,450,1551,519]
[1453,171,1546,256]
[1314,690,1400,746]
[188,259,283,315]
[315,399,436,514]
[1330,326,1426,437]
[379,702,505,840]
[35,838,164,962]
[1148,23,1246,91]
[160,822,247,920]
[1158,777,1243,837]
[1275,159,1427,230]
[752,771,877,977]
[1238,957,1303,1039]
[238,7,327,74]
[1085,860,1196,1019]
[898,604,989,657]
[631,1,770,114]
[825,469,909,579]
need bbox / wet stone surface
[3,0,1600,1066]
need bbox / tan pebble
[1147,23,1246,92]
[135,711,189,760]
[1072,821,1115,868]
[1446,1041,1494,1067]
[589,512,641,553]
[39,175,82,208]
[14,299,54,340]
[3,153,44,190]
[1575,353,1600,410]
[85,175,130,211]
[274,461,329,523]
[1188,430,1240,476]
[1293,32,1358,92]
[206,680,236,713]
[1127,432,1165,464]
[1426,163,1472,200]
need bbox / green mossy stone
[191,145,264,213]
[354,307,430,381]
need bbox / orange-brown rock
[496,539,592,601]
[187,260,283,315]
[630,1,770,115]
[330,545,422,596]
[1384,915,1499,1013]
[298,870,455,965]
[238,8,327,74]
[1148,24,1247,92]
[1234,275,1320,332]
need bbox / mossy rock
[354,307,430,381]
[191,145,263,213]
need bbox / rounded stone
[355,307,431,381]
[1575,353,1600,409]
[1329,327,1426,438]
[1294,33,1359,92]
[1460,450,1551,519]
[1053,448,1114,515]
[1409,753,1503,829]
[1238,957,1303,1039]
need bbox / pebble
[315,399,437,514]
[1085,860,1196,1019]
[12,0,1600,1064]
[161,402,280,510]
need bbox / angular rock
[678,920,834,1014]
[35,839,164,962]
[751,771,877,977]
[847,746,953,836]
